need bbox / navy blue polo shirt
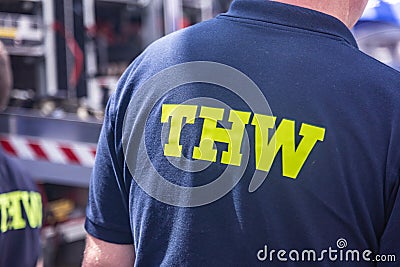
[0,148,42,267]
[86,0,400,266]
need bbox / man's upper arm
[83,234,135,267]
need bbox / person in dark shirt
[0,40,43,267]
[83,0,400,266]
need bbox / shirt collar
[221,0,358,48]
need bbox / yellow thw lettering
[21,192,42,228]
[5,191,26,231]
[0,190,42,233]
[252,115,325,178]
[161,104,198,157]
[0,194,8,233]
[192,107,251,166]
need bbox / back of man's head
[0,41,12,111]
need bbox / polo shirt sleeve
[85,94,133,244]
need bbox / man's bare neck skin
[271,0,368,28]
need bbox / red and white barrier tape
[0,134,97,167]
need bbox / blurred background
[0,0,398,266]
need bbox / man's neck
[272,0,364,28]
